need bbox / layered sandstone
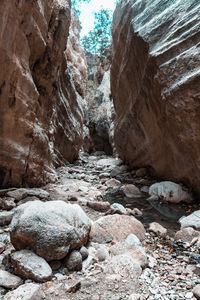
[0,0,84,187]
[111,0,200,194]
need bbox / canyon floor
[0,152,200,300]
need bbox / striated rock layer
[0,0,84,187]
[111,0,200,194]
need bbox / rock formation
[111,0,200,194]
[0,0,85,188]
[84,53,114,155]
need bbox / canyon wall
[111,0,200,194]
[84,53,114,155]
[0,0,85,187]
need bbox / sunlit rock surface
[0,0,84,187]
[111,0,200,194]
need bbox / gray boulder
[64,250,82,271]
[0,270,22,289]
[11,250,52,283]
[10,200,92,261]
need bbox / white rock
[125,234,142,246]
[179,210,200,229]
[149,181,193,203]
[4,283,44,300]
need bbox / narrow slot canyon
[0,1,200,299]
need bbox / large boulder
[90,214,145,243]
[111,0,200,195]
[0,0,85,188]
[10,200,92,261]
[149,181,193,203]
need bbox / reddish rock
[111,0,200,195]
[90,214,146,243]
[0,0,85,188]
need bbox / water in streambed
[103,187,192,236]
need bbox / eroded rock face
[111,0,200,194]
[84,54,114,155]
[0,0,84,188]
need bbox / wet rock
[79,246,89,260]
[0,210,14,226]
[136,168,147,177]
[193,285,200,299]
[4,283,44,300]
[10,200,91,261]
[64,250,82,271]
[11,250,52,283]
[105,178,121,188]
[149,222,167,237]
[179,210,200,230]
[7,188,49,202]
[122,184,142,198]
[141,186,149,194]
[87,201,111,212]
[110,203,126,214]
[149,181,193,203]
[0,270,22,289]
[0,197,16,210]
[175,227,200,243]
[0,242,5,254]
[90,214,145,243]
[130,208,143,217]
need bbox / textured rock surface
[111,0,200,194]
[66,10,87,98]
[179,210,200,230]
[4,283,44,300]
[11,250,52,282]
[84,54,114,154]
[90,214,146,243]
[0,270,23,289]
[0,0,84,188]
[10,200,92,261]
[149,181,193,203]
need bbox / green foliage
[81,9,112,58]
[71,0,91,15]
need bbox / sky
[79,0,116,37]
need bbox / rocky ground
[0,152,200,300]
